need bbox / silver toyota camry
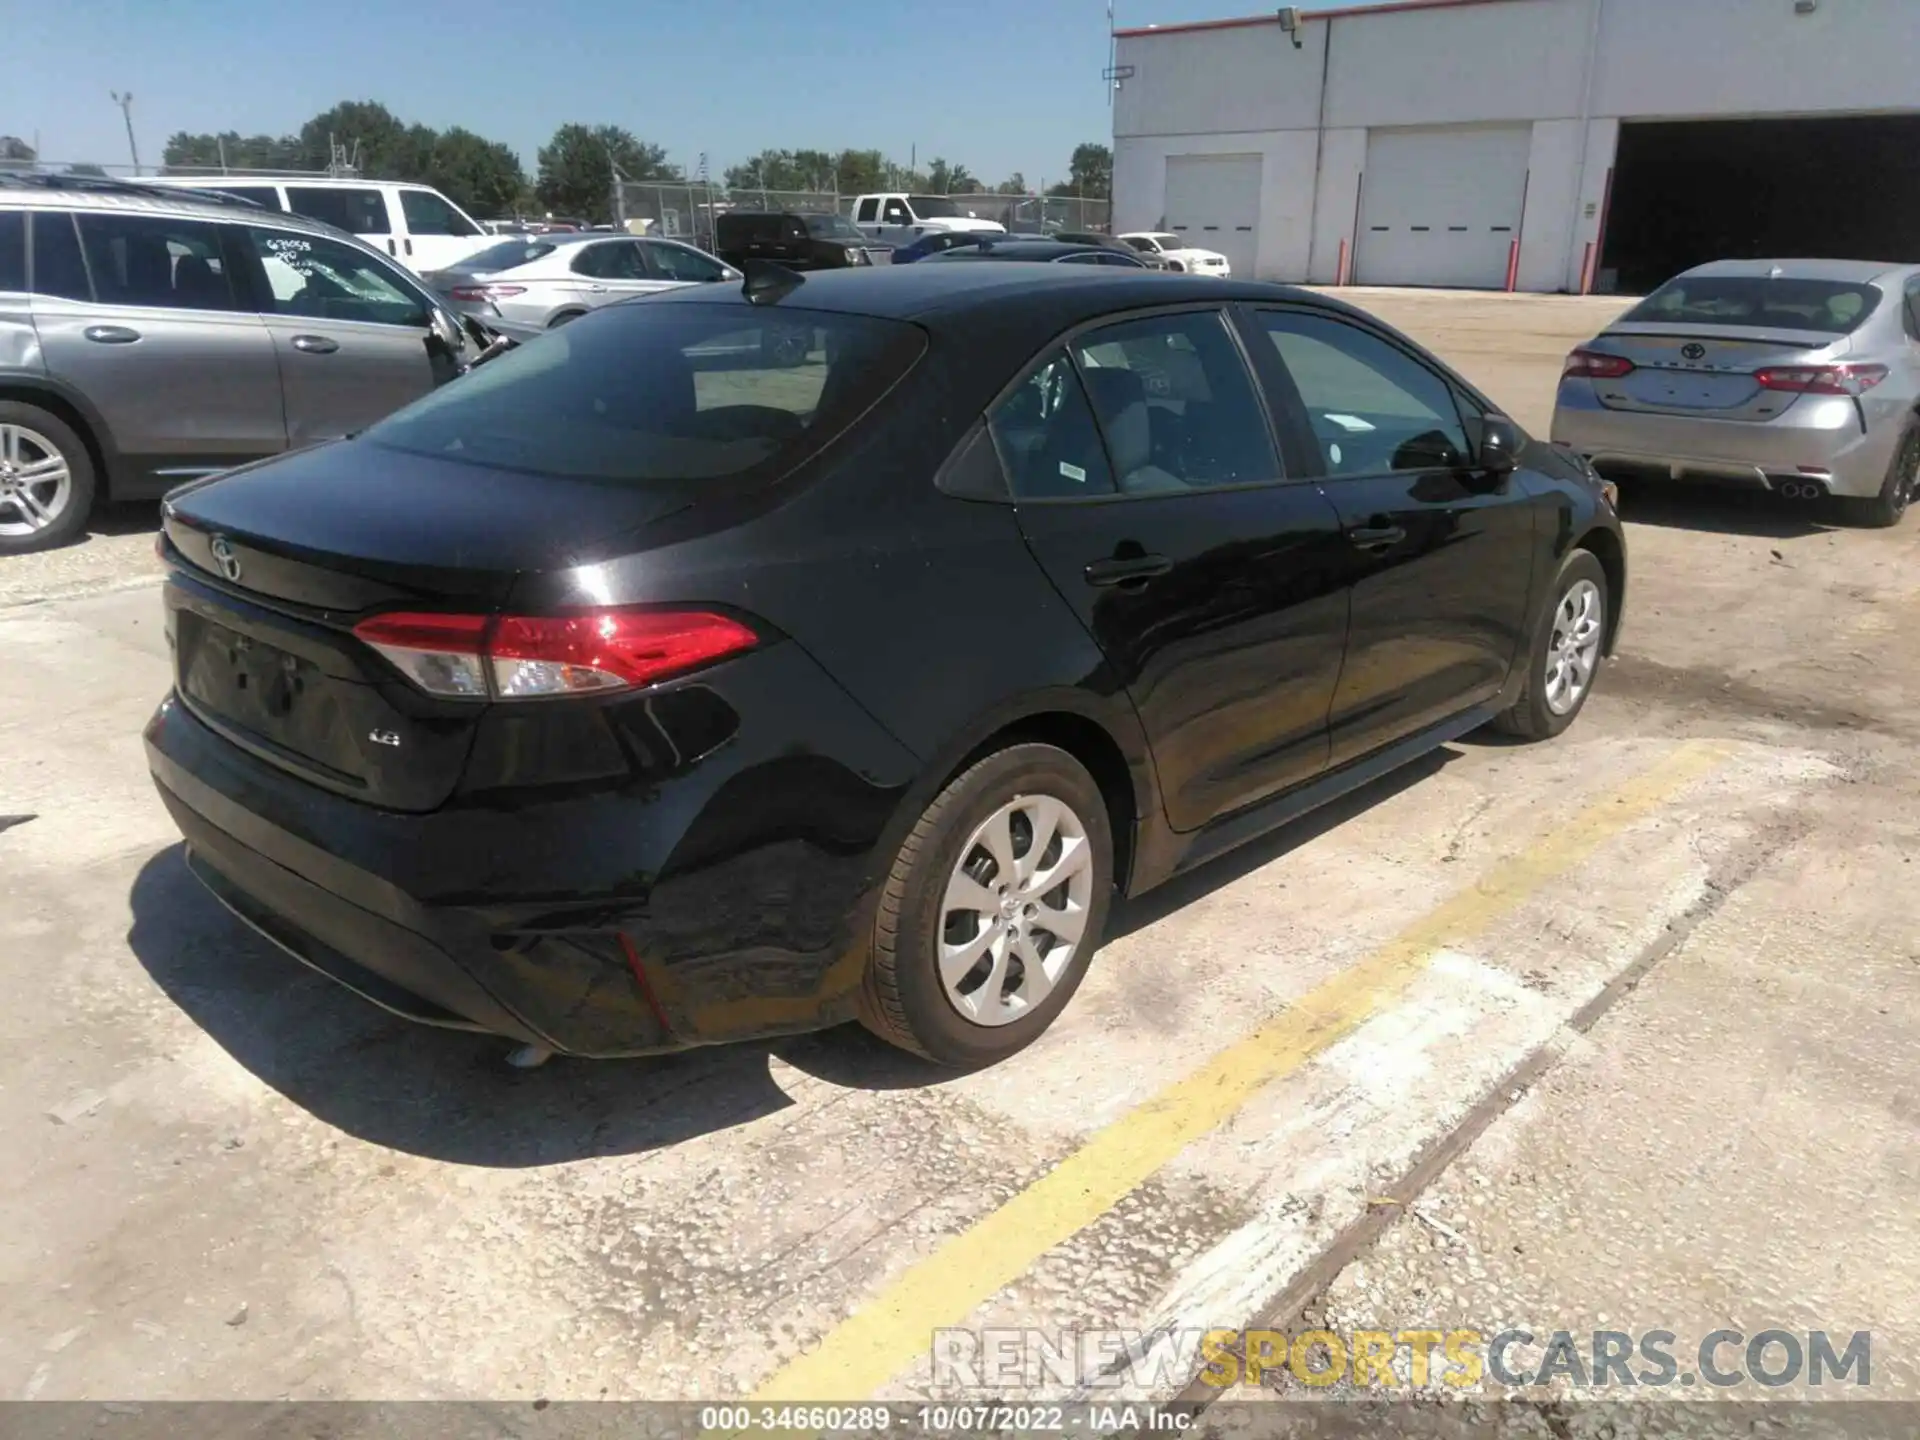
[1553,259,1920,526]
[422,232,739,338]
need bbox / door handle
[587,284,609,293]
[290,334,340,355]
[1085,553,1172,587]
[387,239,397,256]
[404,237,414,256]
[1347,523,1406,550]
[83,325,140,344]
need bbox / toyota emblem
[1680,343,1706,361]
[209,535,242,583]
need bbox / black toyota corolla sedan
[146,263,1625,1068]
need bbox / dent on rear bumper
[1551,381,1901,497]
[143,641,923,1057]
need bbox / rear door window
[28,211,91,301]
[77,213,239,311]
[284,186,392,236]
[0,211,23,292]
[1622,277,1881,335]
[363,304,926,484]
[987,349,1117,500]
[399,189,481,238]
[571,241,648,279]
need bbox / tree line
[158,103,1110,226]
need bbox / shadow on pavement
[129,746,1468,1161]
[1615,481,1840,539]
[1109,745,1456,940]
[126,844,950,1167]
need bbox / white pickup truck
[851,193,1006,248]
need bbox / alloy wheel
[1544,577,1604,716]
[937,793,1095,1027]
[0,424,72,539]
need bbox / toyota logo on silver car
[208,535,242,583]
[1680,343,1707,360]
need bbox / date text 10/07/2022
[697,1405,1194,1433]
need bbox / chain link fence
[948,193,1112,235]
[619,181,1112,250]
[618,182,842,248]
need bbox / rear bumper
[1551,380,1901,498]
[144,643,921,1057]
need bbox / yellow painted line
[752,740,1729,1402]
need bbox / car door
[566,239,666,308]
[879,197,916,247]
[1246,304,1536,768]
[239,225,440,447]
[999,307,1351,832]
[396,188,488,273]
[30,209,284,491]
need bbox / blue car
[888,230,999,264]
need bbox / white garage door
[1356,125,1530,288]
[1163,154,1261,279]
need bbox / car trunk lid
[159,440,696,812]
[1583,323,1851,422]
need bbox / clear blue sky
[8,0,1389,185]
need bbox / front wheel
[1847,424,1919,528]
[1492,548,1609,741]
[861,744,1114,1067]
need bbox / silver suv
[0,175,481,553]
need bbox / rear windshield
[460,239,555,272]
[1622,277,1881,334]
[364,302,926,483]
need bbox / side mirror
[1478,415,1521,474]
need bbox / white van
[140,176,494,274]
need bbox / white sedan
[1119,232,1232,276]
[423,233,738,335]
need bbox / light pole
[109,91,139,173]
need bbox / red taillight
[447,284,526,302]
[352,609,758,700]
[1564,349,1635,380]
[1754,363,1888,396]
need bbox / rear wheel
[1847,424,1919,529]
[1493,549,1609,741]
[861,744,1113,1067]
[0,403,95,555]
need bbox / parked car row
[0,174,487,552]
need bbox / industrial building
[1109,0,1920,293]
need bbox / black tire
[860,744,1115,1067]
[1846,424,1919,529]
[1493,548,1610,741]
[0,401,96,556]
[547,310,586,329]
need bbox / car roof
[947,240,1118,259]
[1676,258,1915,285]
[0,176,362,243]
[143,175,444,192]
[651,261,1316,332]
